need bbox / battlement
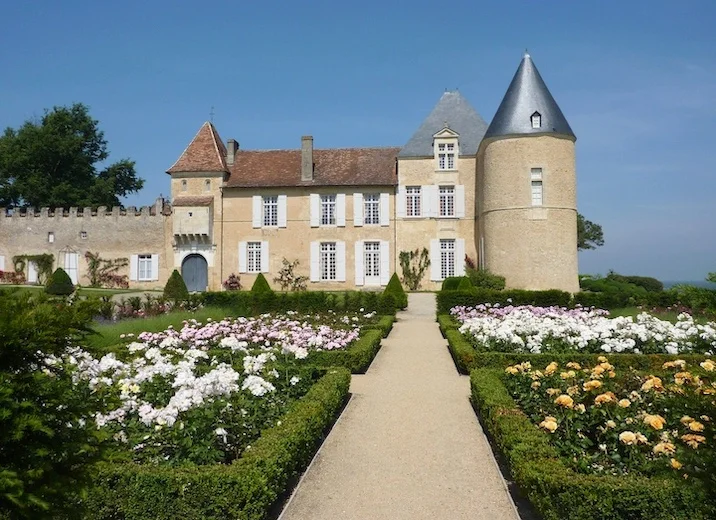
[0,199,172,220]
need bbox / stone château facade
[0,53,579,293]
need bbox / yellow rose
[505,366,519,375]
[688,421,705,432]
[674,372,693,385]
[700,360,715,372]
[545,362,559,376]
[671,458,683,469]
[619,431,637,445]
[554,394,574,408]
[594,392,616,406]
[680,415,694,425]
[663,360,687,370]
[606,420,616,429]
[636,432,648,444]
[653,442,676,455]
[575,404,586,414]
[566,362,581,370]
[641,376,663,392]
[560,371,576,380]
[539,417,558,433]
[531,381,541,390]
[567,385,580,396]
[591,365,606,378]
[583,380,602,391]
[681,434,706,449]
[701,415,711,422]
[618,399,631,408]
[597,356,608,363]
[643,414,667,430]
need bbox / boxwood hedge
[470,369,714,520]
[307,328,384,374]
[80,368,351,520]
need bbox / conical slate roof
[484,53,575,140]
[399,91,488,157]
[166,122,228,174]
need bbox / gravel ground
[279,293,520,520]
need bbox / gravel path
[279,293,520,520]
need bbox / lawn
[0,284,160,297]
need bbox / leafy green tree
[707,273,716,284]
[577,213,605,251]
[0,292,103,518]
[0,103,143,208]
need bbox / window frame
[436,140,457,171]
[262,195,279,227]
[247,241,262,273]
[530,168,543,206]
[438,186,455,217]
[363,193,380,225]
[406,186,421,217]
[531,112,542,129]
[319,241,337,281]
[137,254,153,281]
[440,239,456,279]
[320,194,336,226]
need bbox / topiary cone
[164,269,189,300]
[45,267,75,296]
[250,273,273,294]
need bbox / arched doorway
[181,254,208,292]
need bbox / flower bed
[470,364,715,520]
[453,304,716,355]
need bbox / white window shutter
[310,194,319,227]
[354,241,364,286]
[455,239,466,276]
[380,240,390,285]
[396,186,406,218]
[429,239,441,281]
[0,255,4,271]
[353,193,364,226]
[238,242,247,273]
[336,241,346,281]
[261,241,270,272]
[151,254,159,280]
[455,185,465,218]
[130,255,138,281]
[252,195,262,228]
[336,193,346,227]
[309,241,320,281]
[278,194,287,227]
[379,192,389,226]
[424,186,435,218]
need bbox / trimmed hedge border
[307,328,383,374]
[365,314,395,338]
[81,368,351,520]
[439,313,711,373]
[470,368,714,520]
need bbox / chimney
[301,135,313,181]
[226,139,239,166]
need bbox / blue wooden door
[181,254,208,292]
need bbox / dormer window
[531,111,541,129]
[437,143,455,170]
[433,127,459,171]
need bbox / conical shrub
[45,267,74,296]
[250,273,273,294]
[164,269,189,300]
[383,273,408,310]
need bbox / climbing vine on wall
[12,254,54,284]
[84,252,129,289]
[398,248,430,291]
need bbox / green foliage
[708,273,716,284]
[377,293,397,315]
[441,277,464,291]
[81,369,350,520]
[307,329,384,374]
[466,267,506,290]
[45,267,75,295]
[84,251,129,289]
[383,273,408,309]
[577,213,605,251]
[13,254,54,284]
[0,293,103,518]
[250,273,273,294]
[436,288,572,314]
[0,103,143,208]
[222,273,242,291]
[273,258,308,291]
[398,248,430,290]
[606,271,663,292]
[163,270,189,300]
[457,276,473,290]
[470,369,714,520]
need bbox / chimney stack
[226,139,239,166]
[301,135,313,181]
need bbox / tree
[0,103,144,208]
[163,270,189,300]
[707,273,716,284]
[577,213,604,251]
[45,267,75,296]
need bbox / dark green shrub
[457,276,473,290]
[0,294,103,518]
[606,272,664,292]
[383,273,407,309]
[441,277,463,290]
[307,330,383,373]
[466,268,506,290]
[45,267,74,296]
[377,293,397,315]
[250,273,272,294]
[163,269,189,300]
[436,288,572,314]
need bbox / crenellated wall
[0,200,174,289]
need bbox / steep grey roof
[399,91,488,157]
[484,53,575,140]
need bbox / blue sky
[1,1,714,281]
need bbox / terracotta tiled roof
[172,196,214,207]
[167,122,228,174]
[225,147,399,188]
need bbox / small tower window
[205,179,211,192]
[80,231,88,239]
[181,179,188,191]
[531,112,542,129]
[48,232,55,243]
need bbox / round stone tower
[477,52,579,292]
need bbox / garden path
[279,293,520,520]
